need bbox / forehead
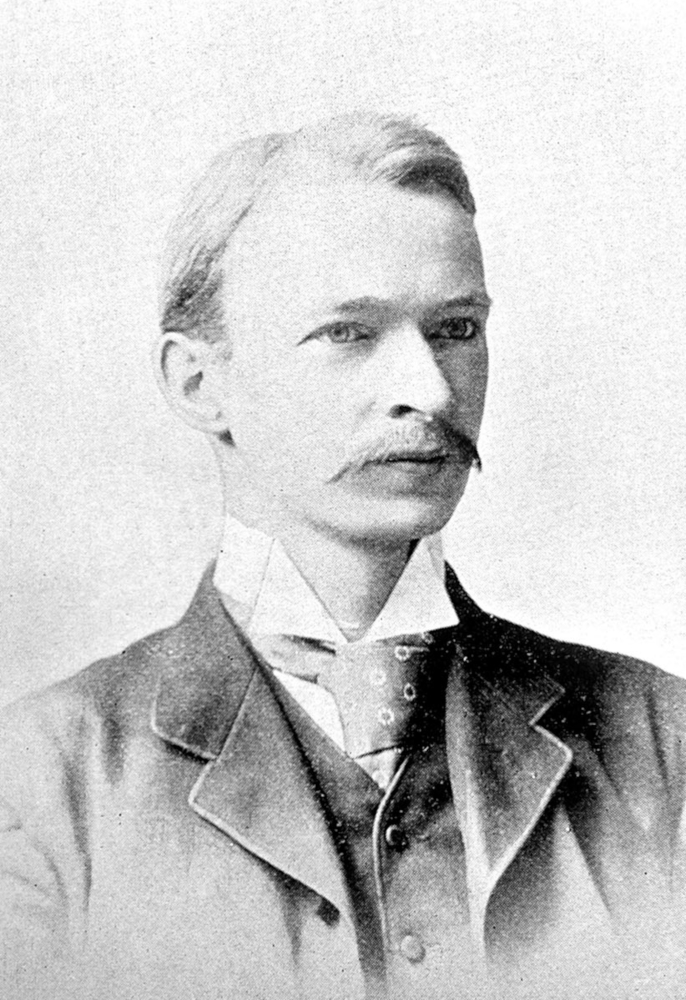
[222,180,486,320]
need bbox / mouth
[378,450,451,465]
[327,426,482,485]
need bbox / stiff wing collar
[212,513,458,643]
[151,563,569,775]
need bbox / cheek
[442,344,488,419]
[469,351,489,414]
[224,348,295,434]
[225,360,355,478]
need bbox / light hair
[161,113,476,343]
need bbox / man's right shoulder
[0,625,176,758]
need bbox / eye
[428,316,480,341]
[314,322,373,345]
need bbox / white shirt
[213,514,459,749]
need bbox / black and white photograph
[2,1,685,997]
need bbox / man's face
[216,179,489,545]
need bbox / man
[1,113,685,1000]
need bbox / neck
[221,476,412,641]
[274,525,412,641]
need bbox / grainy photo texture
[2,3,685,999]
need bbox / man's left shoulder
[503,616,686,764]
[449,569,686,729]
[536,624,685,715]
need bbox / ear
[153,332,232,434]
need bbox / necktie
[271,632,444,788]
[318,634,438,756]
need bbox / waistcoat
[267,664,483,1000]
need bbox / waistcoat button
[384,824,406,849]
[399,934,425,963]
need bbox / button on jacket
[270,673,471,997]
[2,565,686,999]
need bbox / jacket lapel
[149,564,574,944]
[443,569,572,945]
[150,567,352,923]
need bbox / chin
[322,493,461,547]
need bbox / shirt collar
[213,513,459,644]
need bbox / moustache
[328,420,482,482]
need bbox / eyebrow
[437,293,493,311]
[332,292,492,315]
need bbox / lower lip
[385,456,447,470]
[342,454,464,498]
[365,456,454,482]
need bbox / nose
[371,323,454,419]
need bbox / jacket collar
[151,565,354,924]
[151,564,572,939]
[443,567,572,941]
[150,564,257,759]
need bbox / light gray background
[2,0,685,707]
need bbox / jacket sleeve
[0,693,90,998]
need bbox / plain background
[1,0,685,707]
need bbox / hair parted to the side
[160,113,476,343]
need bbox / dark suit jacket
[1,566,686,999]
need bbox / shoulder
[446,564,685,718]
[509,616,685,716]
[487,612,686,783]
[0,566,247,780]
[0,626,172,773]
